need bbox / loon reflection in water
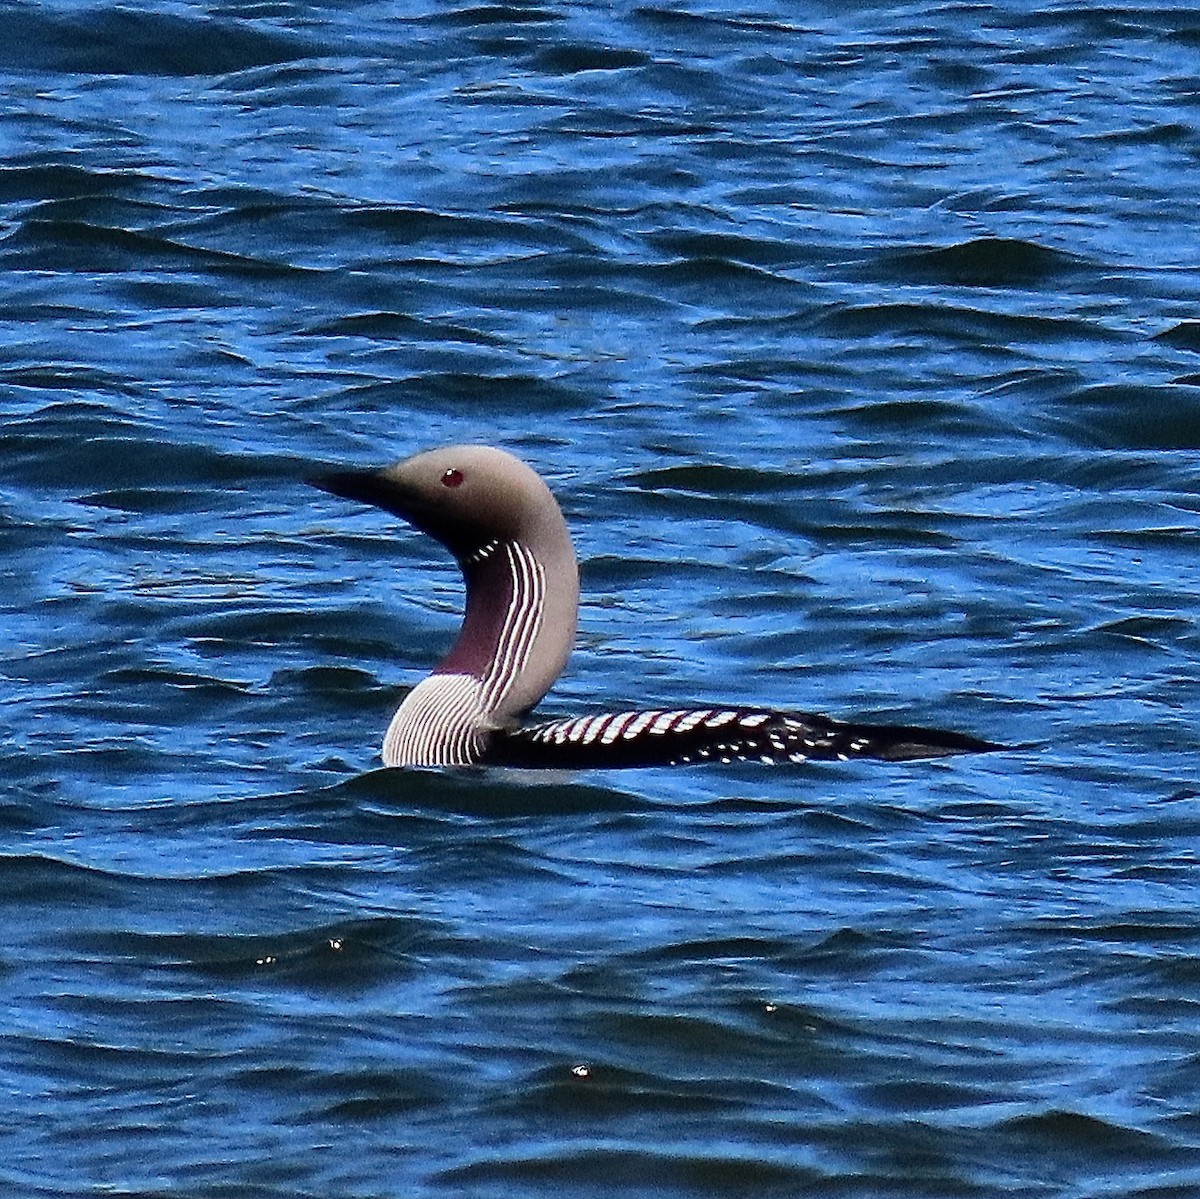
[314,445,1001,769]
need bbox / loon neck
[383,535,578,766]
[438,538,554,716]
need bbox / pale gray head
[314,445,580,763]
[315,445,571,566]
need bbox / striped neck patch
[383,540,546,766]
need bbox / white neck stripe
[479,540,544,714]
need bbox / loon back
[314,445,1001,769]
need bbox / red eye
[441,468,464,488]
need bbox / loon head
[314,445,580,764]
[314,444,569,564]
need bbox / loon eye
[441,468,464,489]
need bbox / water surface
[3,2,1200,1195]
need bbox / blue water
[4,1,1200,1194]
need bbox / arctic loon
[314,444,999,769]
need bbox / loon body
[315,445,999,769]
